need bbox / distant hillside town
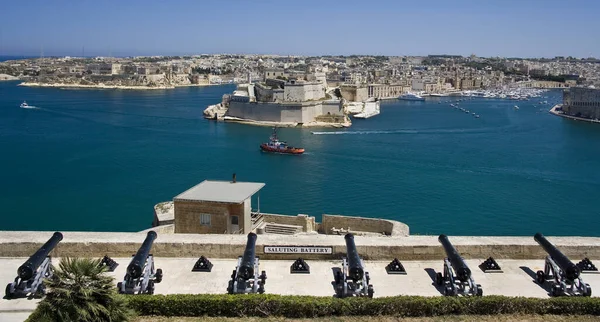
[1,54,599,90]
[2,54,600,125]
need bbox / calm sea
[1,81,599,236]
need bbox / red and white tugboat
[260,128,304,155]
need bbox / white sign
[263,246,333,254]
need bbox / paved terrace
[1,231,600,260]
[2,231,600,319]
[2,258,600,316]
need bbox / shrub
[126,294,600,318]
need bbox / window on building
[200,214,211,226]
[231,215,239,225]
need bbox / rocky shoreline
[17,82,216,90]
[221,116,351,128]
[0,74,19,81]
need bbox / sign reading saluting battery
[263,246,333,254]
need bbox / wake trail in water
[311,128,505,135]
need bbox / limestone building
[173,177,264,234]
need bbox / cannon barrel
[17,232,63,280]
[345,233,364,281]
[438,234,471,281]
[534,232,579,281]
[127,231,157,279]
[238,233,258,280]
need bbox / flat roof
[174,180,265,204]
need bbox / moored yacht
[398,93,425,101]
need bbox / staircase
[251,212,264,231]
[263,223,302,235]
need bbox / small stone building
[173,178,264,234]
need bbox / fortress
[203,68,354,127]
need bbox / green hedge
[126,294,600,318]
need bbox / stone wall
[227,101,338,124]
[563,87,600,119]
[340,85,369,102]
[260,213,316,232]
[321,214,409,237]
[173,200,245,234]
[2,231,600,261]
[320,100,345,116]
[283,82,325,102]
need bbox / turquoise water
[1,81,599,236]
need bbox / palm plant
[30,257,132,322]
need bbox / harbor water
[1,81,599,236]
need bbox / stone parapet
[322,214,409,237]
[1,231,600,261]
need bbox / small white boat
[475,115,480,118]
[398,93,425,101]
[20,101,29,108]
[514,105,519,110]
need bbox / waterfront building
[340,84,369,102]
[264,68,286,80]
[173,178,264,234]
[367,84,406,99]
[561,87,600,120]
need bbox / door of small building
[230,215,239,233]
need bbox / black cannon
[227,233,266,294]
[117,231,162,295]
[334,234,374,298]
[534,233,591,297]
[435,234,482,296]
[5,232,63,299]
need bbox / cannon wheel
[444,286,454,296]
[147,280,155,295]
[367,285,374,298]
[585,284,592,297]
[117,282,123,294]
[476,284,483,296]
[5,283,13,299]
[551,284,562,297]
[227,280,234,294]
[155,269,163,283]
[435,272,443,286]
[335,271,343,284]
[36,283,46,297]
[536,270,545,284]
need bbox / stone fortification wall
[227,101,288,122]
[562,87,600,119]
[340,85,369,102]
[227,101,337,124]
[2,231,600,261]
[284,82,325,102]
[321,214,409,237]
[321,100,344,116]
[259,213,316,232]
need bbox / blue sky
[0,0,598,58]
